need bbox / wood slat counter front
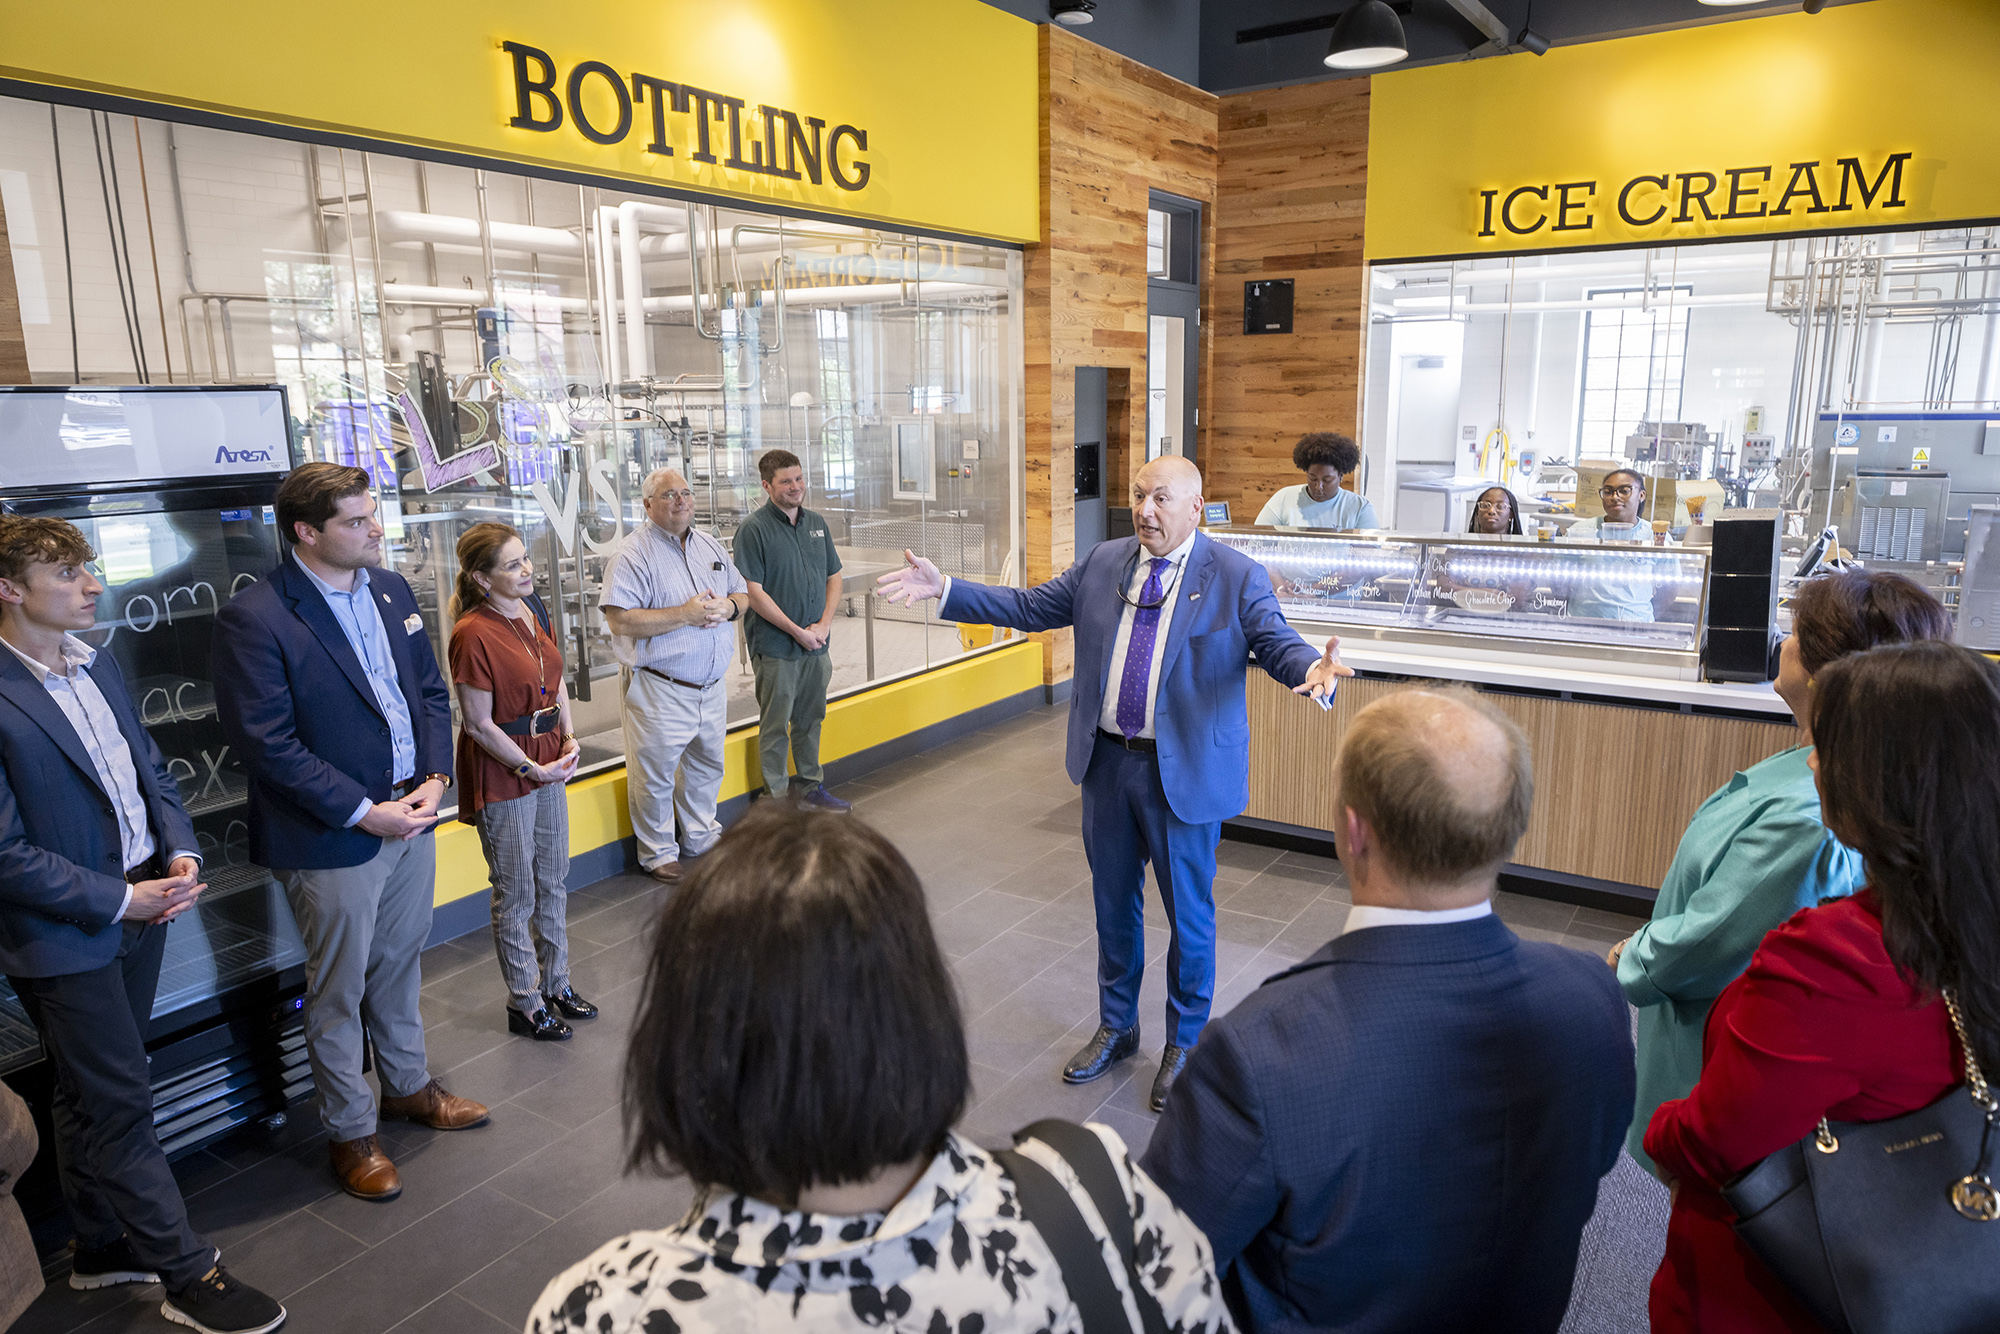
[1241,639,1799,899]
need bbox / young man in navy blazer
[1142,687,1635,1333]
[0,517,284,1333]
[879,455,1349,1109]
[212,464,487,1205]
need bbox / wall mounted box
[1244,280,1294,335]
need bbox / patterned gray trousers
[474,781,571,1015]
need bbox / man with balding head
[599,469,748,881]
[880,455,1349,1109]
[1142,686,1634,1334]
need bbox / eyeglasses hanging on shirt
[1115,549,1186,611]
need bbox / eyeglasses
[1474,500,1511,513]
[1599,485,1638,499]
[648,490,696,502]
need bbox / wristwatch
[424,772,453,790]
[514,760,535,778]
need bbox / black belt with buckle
[389,777,418,799]
[1097,727,1157,754]
[500,706,561,738]
[640,665,719,691]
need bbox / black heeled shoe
[507,1006,573,1041]
[544,986,598,1021]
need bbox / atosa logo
[215,445,274,465]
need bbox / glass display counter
[1208,525,1710,674]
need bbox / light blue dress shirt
[1615,745,1865,1177]
[293,556,415,826]
[599,521,747,682]
[0,632,200,920]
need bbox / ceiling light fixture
[1695,0,1766,5]
[1513,0,1549,56]
[1803,0,1827,11]
[1324,0,1408,70]
[1050,0,1096,25]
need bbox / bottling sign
[1366,0,2000,261]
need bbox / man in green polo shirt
[735,449,851,812]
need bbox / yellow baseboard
[432,643,1043,907]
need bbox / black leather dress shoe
[1150,1045,1190,1112]
[507,1007,573,1041]
[544,986,598,1020]
[1062,1024,1140,1084]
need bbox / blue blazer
[941,533,1319,825]
[1141,917,1636,1334]
[0,649,194,978]
[211,559,452,871]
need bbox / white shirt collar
[293,550,372,599]
[1341,900,1494,936]
[1140,528,1199,569]
[0,631,96,682]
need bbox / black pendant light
[1324,0,1408,70]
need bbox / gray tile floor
[16,701,1654,1334]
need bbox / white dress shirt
[1340,899,1494,936]
[1095,530,1198,741]
[1,631,200,921]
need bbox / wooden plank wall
[1246,673,1799,889]
[1025,27,1218,683]
[0,195,29,384]
[1206,79,1370,518]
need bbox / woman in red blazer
[1645,639,2000,1333]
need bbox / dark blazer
[940,533,1319,825]
[211,559,452,871]
[0,648,194,977]
[1141,916,1636,1334]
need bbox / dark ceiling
[977,0,1876,93]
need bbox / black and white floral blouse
[526,1126,1235,1334]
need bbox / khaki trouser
[750,650,832,797]
[622,669,728,870]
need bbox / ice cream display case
[1206,526,1712,678]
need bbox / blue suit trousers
[1083,733,1219,1048]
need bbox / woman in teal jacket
[1608,570,1950,1177]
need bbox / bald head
[642,468,696,536]
[1336,687,1533,894]
[1131,455,1205,556]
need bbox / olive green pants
[750,650,832,796]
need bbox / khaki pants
[751,650,832,797]
[622,669,728,870]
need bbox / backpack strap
[1015,1120,1171,1334]
[993,1147,1132,1334]
[525,591,554,640]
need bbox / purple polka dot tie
[1116,558,1170,739]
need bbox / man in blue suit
[0,516,284,1332]
[879,455,1348,1109]
[1141,687,1635,1333]
[212,463,488,1206]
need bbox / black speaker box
[1706,509,1783,682]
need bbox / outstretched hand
[877,549,945,606]
[1293,635,1355,701]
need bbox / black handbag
[1722,988,2000,1334]
[994,1119,1169,1334]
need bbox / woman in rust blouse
[1645,639,2000,1332]
[448,522,596,1041]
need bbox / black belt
[389,777,418,799]
[499,706,561,738]
[640,665,719,691]
[124,856,162,884]
[1097,727,1156,754]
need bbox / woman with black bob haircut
[529,802,1235,1334]
[1644,639,2000,1333]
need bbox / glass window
[1576,286,1691,457]
[1146,209,1169,278]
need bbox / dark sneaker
[795,783,852,813]
[69,1234,158,1289]
[162,1263,286,1334]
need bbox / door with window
[1146,194,1202,469]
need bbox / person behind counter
[1565,471,1658,620]
[1645,640,2000,1333]
[1255,431,1379,530]
[1468,486,1523,535]
[448,522,596,1043]
[528,801,1238,1334]
[1607,570,1951,1180]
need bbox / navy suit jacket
[0,648,194,977]
[940,533,1319,825]
[1141,916,1635,1334]
[211,559,452,871]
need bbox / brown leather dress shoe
[378,1078,490,1131]
[648,861,682,882]
[330,1134,401,1200]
